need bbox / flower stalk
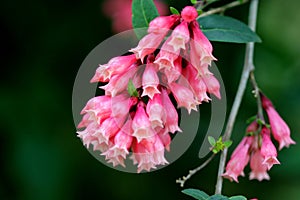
[215,0,259,194]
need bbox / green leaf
[223,140,233,148]
[257,118,265,126]
[197,9,203,16]
[207,194,229,200]
[170,7,180,15]
[182,189,209,200]
[212,149,218,154]
[208,136,216,146]
[191,0,198,4]
[197,15,261,43]
[132,0,159,39]
[127,79,139,97]
[229,196,247,200]
[246,115,257,124]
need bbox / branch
[250,72,264,121]
[215,0,259,194]
[176,154,215,187]
[198,0,249,18]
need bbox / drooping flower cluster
[77,6,220,172]
[223,94,295,182]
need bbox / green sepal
[127,79,139,97]
[170,7,180,15]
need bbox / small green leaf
[182,189,209,200]
[212,149,218,154]
[191,0,198,4]
[246,115,257,124]
[198,15,261,43]
[257,118,265,126]
[223,140,233,148]
[229,195,247,200]
[127,79,139,97]
[217,136,223,143]
[207,194,229,200]
[170,7,180,15]
[208,136,216,146]
[197,9,203,16]
[132,0,159,39]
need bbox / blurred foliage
[0,0,300,200]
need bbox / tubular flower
[249,150,270,181]
[260,127,280,170]
[261,94,296,150]
[77,6,221,172]
[223,136,253,182]
[224,120,285,182]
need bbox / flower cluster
[223,94,295,182]
[77,6,220,172]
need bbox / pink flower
[77,113,92,129]
[181,6,198,22]
[202,73,221,99]
[168,21,190,52]
[77,122,99,148]
[246,121,259,134]
[162,56,182,83]
[161,89,182,133]
[80,96,112,124]
[90,54,137,83]
[148,15,180,34]
[154,37,180,70]
[169,82,199,114]
[93,116,121,145]
[111,94,137,120]
[130,32,166,62]
[182,63,210,102]
[131,135,168,173]
[100,63,138,96]
[261,94,295,150]
[223,136,253,182]
[157,128,171,151]
[249,150,270,181]
[102,120,133,167]
[132,102,155,142]
[190,21,216,69]
[146,93,166,129]
[141,63,161,99]
[260,127,280,170]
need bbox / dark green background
[1,0,299,199]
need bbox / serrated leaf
[207,194,229,200]
[182,189,209,200]
[132,0,159,39]
[197,15,261,43]
[208,136,216,146]
[170,7,180,15]
[127,79,139,97]
[223,140,233,148]
[229,196,247,200]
